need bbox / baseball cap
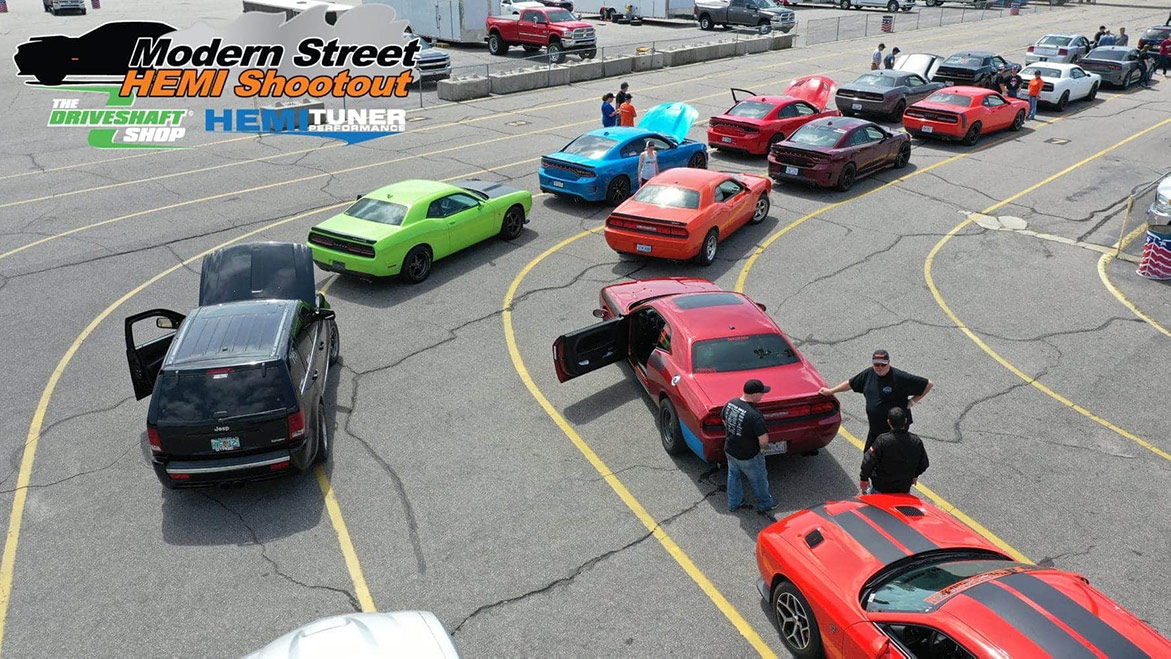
[744,379,771,394]
[872,349,890,365]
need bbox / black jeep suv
[124,242,339,488]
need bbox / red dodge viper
[756,494,1171,658]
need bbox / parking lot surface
[0,0,1167,656]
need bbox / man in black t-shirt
[860,407,929,494]
[723,379,776,513]
[818,349,933,451]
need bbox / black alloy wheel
[400,245,433,284]
[891,99,907,120]
[961,121,982,146]
[500,205,525,239]
[893,142,911,168]
[328,320,340,364]
[688,152,707,169]
[313,398,332,465]
[658,398,687,455]
[1010,110,1024,131]
[1056,90,1070,111]
[836,162,857,191]
[606,176,631,205]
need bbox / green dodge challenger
[307,179,532,283]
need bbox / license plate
[922,126,933,133]
[211,437,240,452]
[785,166,799,175]
[762,441,788,455]
[852,103,863,111]
[553,181,564,188]
[721,136,733,143]
[636,244,652,253]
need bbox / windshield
[865,558,1027,613]
[924,92,972,107]
[1021,67,1061,78]
[545,9,576,21]
[943,54,985,67]
[788,124,845,147]
[631,185,700,209]
[692,334,799,372]
[345,198,409,226]
[156,364,295,423]
[562,134,617,159]
[853,74,897,88]
[1089,48,1127,60]
[1142,28,1171,41]
[727,101,775,119]
[1037,35,1072,47]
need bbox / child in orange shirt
[617,94,637,127]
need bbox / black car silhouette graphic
[14,21,175,86]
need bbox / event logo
[14,5,417,147]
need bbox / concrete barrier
[437,76,490,102]
[663,47,696,67]
[568,59,604,82]
[631,52,664,72]
[602,56,635,76]
[740,36,771,55]
[769,33,795,50]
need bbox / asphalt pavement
[0,0,1168,656]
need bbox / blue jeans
[727,453,774,512]
[1027,96,1037,119]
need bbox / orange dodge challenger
[603,168,771,265]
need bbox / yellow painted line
[925,116,1171,462]
[502,227,777,658]
[835,427,1030,562]
[1097,223,1171,339]
[314,467,377,612]
[0,202,358,655]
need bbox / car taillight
[1057,48,1068,55]
[702,410,724,431]
[810,401,837,414]
[170,473,190,480]
[1027,46,1035,53]
[269,460,291,471]
[288,410,306,440]
[147,426,162,453]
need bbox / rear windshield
[853,74,897,88]
[631,185,700,209]
[1020,67,1061,78]
[943,55,985,67]
[562,134,617,159]
[924,92,972,107]
[727,101,775,119]
[788,124,845,147]
[1037,35,1072,47]
[1143,28,1171,41]
[1088,48,1126,60]
[155,363,295,423]
[346,198,409,225]
[692,334,799,372]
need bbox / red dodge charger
[707,75,840,155]
[756,495,1171,658]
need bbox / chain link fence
[804,2,1065,46]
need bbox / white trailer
[241,0,354,23]
[572,0,696,20]
[363,0,494,44]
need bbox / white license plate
[852,103,863,111]
[721,136,733,143]
[636,244,652,253]
[211,437,240,452]
[922,126,933,133]
[762,441,788,455]
[784,166,799,175]
[552,181,564,188]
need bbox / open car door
[125,309,186,400]
[552,317,629,383]
[731,88,759,104]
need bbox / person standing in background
[1027,69,1043,119]
[637,141,659,188]
[818,350,933,452]
[1116,27,1128,46]
[723,380,776,514]
[616,81,630,106]
[859,407,929,495]
[618,93,637,126]
[601,93,617,127]
[871,43,886,70]
[884,47,900,69]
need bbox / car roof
[1090,46,1134,52]
[199,242,317,308]
[934,85,993,97]
[806,116,873,130]
[164,299,298,369]
[950,51,995,57]
[655,291,775,341]
[365,179,460,205]
[740,95,798,105]
[645,168,729,189]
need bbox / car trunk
[692,368,836,430]
[769,143,834,167]
[933,66,980,85]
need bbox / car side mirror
[156,317,177,330]
[316,309,336,321]
[756,302,767,312]
[592,309,606,319]
[355,194,362,200]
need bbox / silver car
[1077,46,1143,87]
[248,612,460,659]
[835,70,945,119]
[1025,34,1091,64]
[1149,175,1171,226]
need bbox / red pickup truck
[485,7,597,64]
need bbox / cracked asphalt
[0,0,1168,656]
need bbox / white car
[248,612,460,659]
[1025,34,1092,64]
[836,0,915,11]
[500,0,546,13]
[1017,63,1101,111]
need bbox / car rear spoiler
[731,88,758,103]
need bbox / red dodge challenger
[553,277,840,463]
[903,86,1028,146]
[756,495,1171,658]
[707,75,840,155]
[768,117,912,192]
[603,168,772,266]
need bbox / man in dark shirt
[1002,68,1023,98]
[723,379,776,513]
[860,407,929,494]
[818,349,933,451]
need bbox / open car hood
[783,75,837,111]
[638,103,699,145]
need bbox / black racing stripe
[963,582,1097,659]
[812,507,907,565]
[999,573,1150,659]
[854,505,939,555]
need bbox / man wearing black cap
[722,379,776,513]
[860,407,929,495]
[818,349,933,452]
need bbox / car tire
[961,121,981,146]
[35,71,66,86]
[487,33,508,56]
[1009,110,1024,131]
[890,99,906,120]
[499,204,526,239]
[750,193,770,224]
[580,48,597,60]
[694,228,719,266]
[699,14,713,30]
[893,142,911,168]
[839,0,850,8]
[1086,82,1098,101]
[328,320,340,365]
[767,133,785,153]
[688,151,708,169]
[887,0,898,11]
[772,581,824,659]
[399,245,433,284]
[313,398,332,465]
[523,44,541,53]
[606,176,631,205]
[835,162,857,192]
[658,398,688,456]
[1056,90,1069,111]
[547,41,566,64]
